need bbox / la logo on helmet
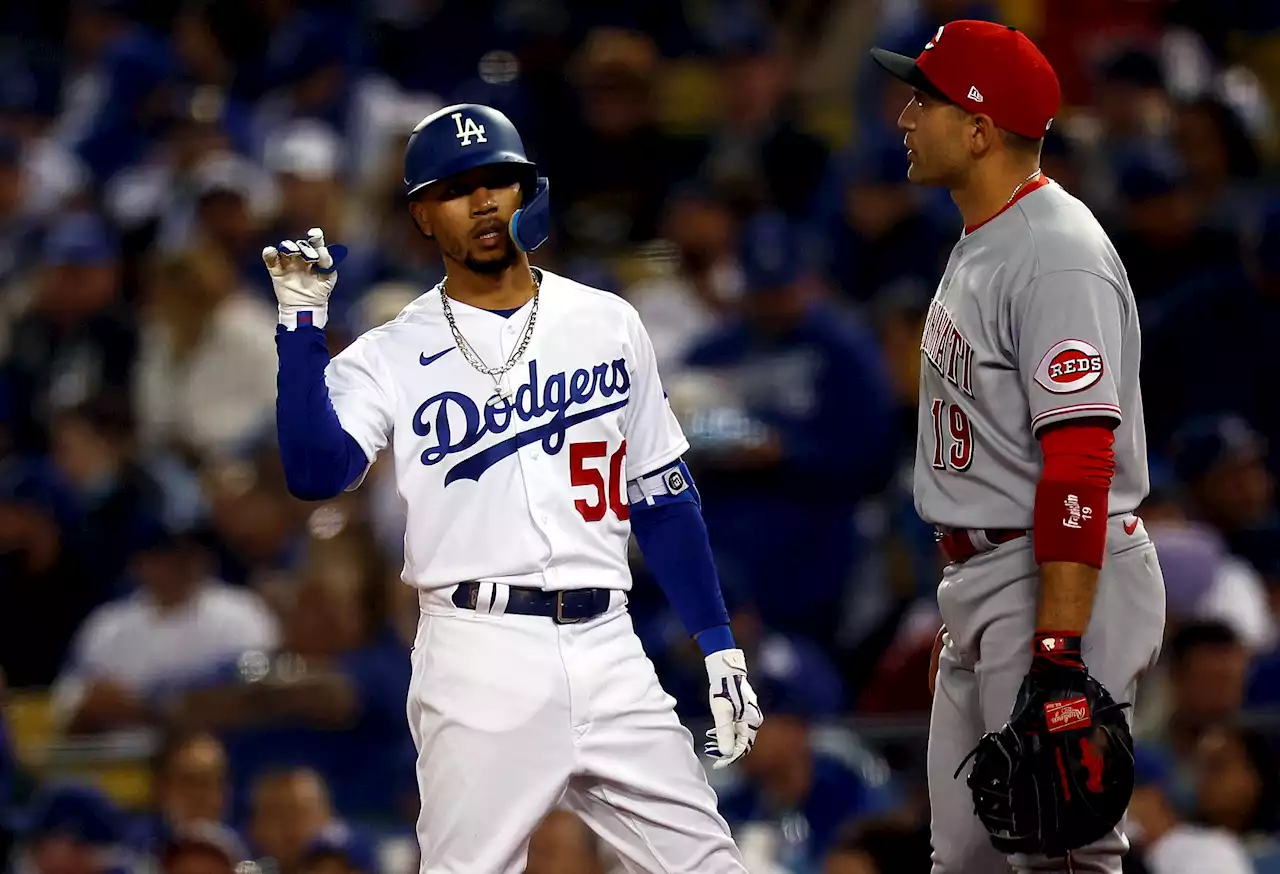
[925,25,944,50]
[452,112,487,146]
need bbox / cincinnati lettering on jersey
[920,300,975,397]
[413,358,631,485]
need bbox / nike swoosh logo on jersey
[1123,517,1139,536]
[445,398,630,485]
[420,348,454,367]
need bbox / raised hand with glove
[263,227,348,329]
[957,631,1135,859]
[703,648,763,769]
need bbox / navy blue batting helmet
[402,104,550,252]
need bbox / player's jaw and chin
[411,172,525,277]
[436,210,521,277]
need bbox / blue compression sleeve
[630,497,734,654]
[275,325,369,500]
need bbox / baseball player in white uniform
[264,104,762,873]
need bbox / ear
[970,114,999,156]
[408,200,434,240]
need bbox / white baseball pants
[407,587,746,874]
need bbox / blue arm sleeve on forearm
[630,500,734,654]
[275,326,369,501]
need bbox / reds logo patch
[1034,339,1104,394]
[1045,697,1093,733]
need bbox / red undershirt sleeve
[1034,421,1116,568]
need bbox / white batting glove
[262,227,348,329]
[703,649,763,769]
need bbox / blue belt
[451,582,612,624]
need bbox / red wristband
[1033,479,1108,568]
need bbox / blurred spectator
[50,512,279,734]
[171,520,411,820]
[1106,149,1238,302]
[646,603,845,723]
[2,211,136,455]
[1141,201,1280,465]
[678,212,895,646]
[717,669,899,871]
[247,769,334,874]
[49,394,169,600]
[870,279,931,446]
[1166,413,1277,570]
[626,183,742,378]
[1172,94,1264,231]
[0,136,40,296]
[263,121,348,242]
[201,452,307,587]
[1127,744,1254,874]
[364,1,499,98]
[1039,128,1084,199]
[127,731,230,861]
[160,821,248,874]
[55,0,174,183]
[0,459,92,688]
[1154,621,1249,763]
[855,600,944,716]
[187,150,275,287]
[352,139,445,298]
[0,61,90,224]
[134,248,278,464]
[170,5,233,92]
[106,89,259,260]
[298,822,380,874]
[260,119,371,326]
[822,815,932,874]
[821,144,949,304]
[11,783,129,874]
[696,11,829,218]
[1080,47,1174,212]
[1140,480,1276,652]
[250,13,357,150]
[1193,726,1280,866]
[523,811,606,874]
[546,27,702,255]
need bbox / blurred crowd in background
[2,0,1280,872]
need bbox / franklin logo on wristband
[1063,494,1093,529]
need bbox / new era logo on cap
[870,20,1061,140]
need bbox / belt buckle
[554,591,582,625]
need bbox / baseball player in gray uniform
[871,21,1167,874]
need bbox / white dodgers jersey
[325,270,688,597]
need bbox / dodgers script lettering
[413,358,631,485]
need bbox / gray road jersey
[914,181,1149,529]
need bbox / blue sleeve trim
[276,325,369,500]
[695,625,736,655]
[630,499,731,645]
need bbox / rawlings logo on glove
[1044,698,1091,732]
